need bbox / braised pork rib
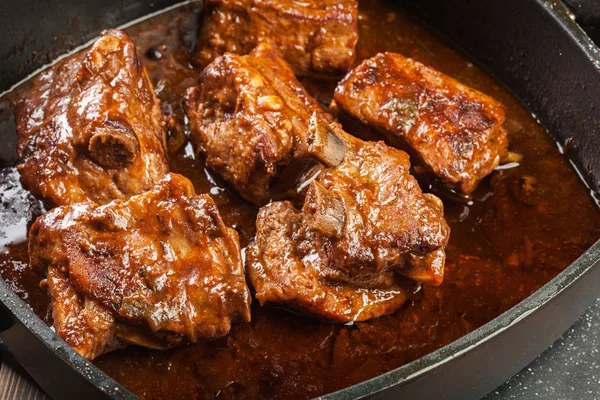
[332,52,509,194]
[28,173,251,359]
[193,0,359,75]
[184,43,334,206]
[15,29,168,207]
[186,47,450,321]
[247,134,450,322]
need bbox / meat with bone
[28,173,251,359]
[247,130,450,322]
[189,45,450,322]
[331,52,509,194]
[193,0,358,76]
[15,29,168,207]
[184,43,334,206]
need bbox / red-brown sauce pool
[0,0,599,398]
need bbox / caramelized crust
[46,266,123,360]
[186,47,450,321]
[247,136,450,322]
[332,52,508,194]
[15,29,168,207]
[184,44,332,206]
[29,173,251,359]
[194,0,358,75]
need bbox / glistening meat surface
[194,0,358,75]
[15,29,168,207]
[185,46,450,321]
[247,133,450,322]
[28,173,251,359]
[332,52,509,194]
[185,44,334,206]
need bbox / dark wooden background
[0,352,47,399]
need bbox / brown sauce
[1,0,600,398]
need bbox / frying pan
[1,0,599,399]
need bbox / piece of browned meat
[186,46,450,321]
[184,43,335,206]
[15,29,168,207]
[331,52,509,194]
[247,132,450,322]
[29,173,251,360]
[193,0,358,76]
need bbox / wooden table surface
[0,352,48,400]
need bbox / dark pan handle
[0,302,12,333]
